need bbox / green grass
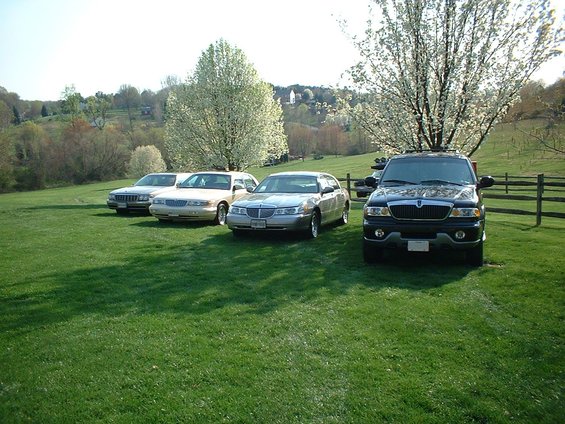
[1,166,564,422]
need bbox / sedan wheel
[215,203,228,225]
[339,206,349,225]
[307,211,320,239]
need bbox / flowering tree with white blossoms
[165,39,287,171]
[127,145,166,178]
[343,0,562,156]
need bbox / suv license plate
[251,219,266,229]
[408,241,429,252]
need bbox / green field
[1,139,564,423]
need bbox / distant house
[140,106,152,116]
[289,90,296,105]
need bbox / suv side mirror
[477,176,495,189]
[365,176,378,188]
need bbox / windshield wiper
[382,179,417,186]
[420,179,465,186]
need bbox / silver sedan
[227,171,350,238]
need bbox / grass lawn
[1,166,564,422]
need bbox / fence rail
[340,173,565,225]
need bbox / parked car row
[106,151,495,265]
[107,170,351,238]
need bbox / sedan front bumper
[227,213,312,232]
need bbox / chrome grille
[247,207,276,218]
[115,194,138,202]
[390,204,451,220]
[165,199,187,207]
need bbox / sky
[1,0,563,101]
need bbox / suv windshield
[380,157,475,186]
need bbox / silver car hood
[234,192,319,208]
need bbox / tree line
[1,0,562,192]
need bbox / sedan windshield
[135,174,176,186]
[255,175,319,193]
[179,174,232,190]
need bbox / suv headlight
[138,194,149,201]
[450,207,480,218]
[229,206,247,215]
[108,194,116,201]
[364,206,390,217]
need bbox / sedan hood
[154,188,230,201]
[372,184,477,203]
[233,192,319,208]
[110,185,172,195]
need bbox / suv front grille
[115,194,138,202]
[390,204,451,220]
[247,207,276,218]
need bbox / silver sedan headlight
[152,198,165,205]
[275,202,310,215]
[229,206,247,215]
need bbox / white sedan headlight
[187,200,212,207]
[152,198,165,205]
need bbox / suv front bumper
[363,218,485,250]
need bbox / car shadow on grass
[1,220,476,334]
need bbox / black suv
[362,152,494,266]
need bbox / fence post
[346,173,351,197]
[536,174,544,226]
[505,172,509,194]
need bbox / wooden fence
[341,173,565,225]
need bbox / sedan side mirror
[321,186,335,195]
[233,184,245,191]
[477,176,495,189]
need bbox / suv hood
[372,184,477,203]
[233,193,319,208]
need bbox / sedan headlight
[364,206,390,217]
[229,206,247,215]
[450,207,481,218]
[275,202,310,215]
[187,200,212,207]
[152,198,165,205]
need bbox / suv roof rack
[402,149,460,153]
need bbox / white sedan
[149,171,258,225]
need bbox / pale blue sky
[1,0,563,101]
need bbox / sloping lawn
[0,181,563,423]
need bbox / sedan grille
[115,194,138,202]
[390,204,451,220]
[247,207,276,218]
[165,199,187,207]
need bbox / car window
[324,175,340,190]
[382,158,475,185]
[255,175,318,193]
[243,176,256,189]
[180,174,231,189]
[135,174,175,186]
